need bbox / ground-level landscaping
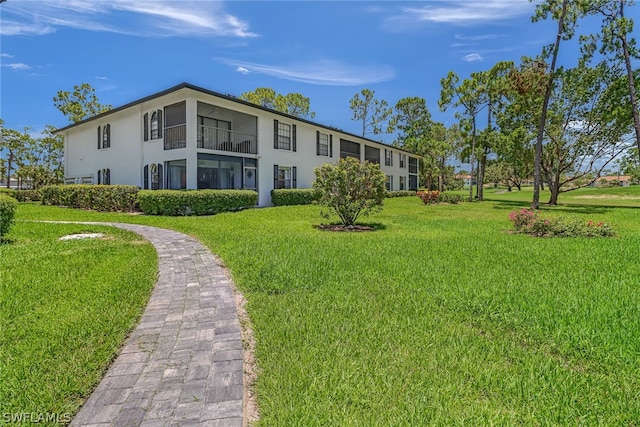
[0,222,157,418]
[9,194,640,424]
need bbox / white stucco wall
[62,85,421,207]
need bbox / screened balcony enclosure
[196,102,258,155]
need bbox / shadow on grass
[313,222,388,232]
[0,237,16,245]
[488,199,622,215]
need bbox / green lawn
[481,184,640,207]
[12,197,640,425]
[0,221,157,418]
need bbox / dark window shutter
[143,165,149,189]
[273,164,279,189]
[316,131,320,155]
[106,168,111,184]
[292,125,297,152]
[106,124,111,148]
[97,169,101,184]
[97,126,101,149]
[158,110,163,138]
[273,120,279,149]
[292,166,297,188]
[329,135,333,157]
[158,164,164,189]
[143,113,149,141]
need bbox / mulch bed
[316,224,375,232]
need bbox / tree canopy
[53,83,112,124]
[239,88,316,119]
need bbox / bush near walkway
[138,189,257,216]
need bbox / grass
[481,184,640,207]
[0,221,157,418]
[12,195,640,425]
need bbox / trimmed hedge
[138,189,258,216]
[386,190,417,198]
[271,188,319,206]
[0,194,18,238]
[0,189,42,202]
[41,185,139,212]
[0,188,17,198]
[14,189,42,202]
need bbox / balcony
[164,124,186,150]
[198,125,257,155]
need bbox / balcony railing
[164,124,186,150]
[198,126,257,155]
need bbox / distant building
[595,175,632,187]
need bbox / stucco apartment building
[57,83,420,207]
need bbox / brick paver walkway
[68,223,244,427]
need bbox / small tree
[313,157,386,226]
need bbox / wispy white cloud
[455,33,501,41]
[390,0,533,26]
[464,53,483,62]
[0,0,258,38]
[95,76,109,80]
[0,53,14,58]
[220,59,395,86]
[2,63,32,70]
[235,67,250,75]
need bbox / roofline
[54,82,419,156]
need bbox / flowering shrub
[417,190,440,204]
[508,209,615,237]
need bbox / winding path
[67,223,244,426]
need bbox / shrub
[41,185,138,212]
[0,188,17,198]
[271,188,319,206]
[386,190,417,198]
[138,189,258,216]
[438,193,464,204]
[508,208,615,237]
[313,157,387,226]
[0,194,18,238]
[13,190,42,202]
[417,190,440,204]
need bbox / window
[400,176,406,190]
[97,168,111,185]
[409,175,418,191]
[166,159,186,189]
[273,164,297,189]
[150,110,162,140]
[316,131,332,157]
[340,139,360,159]
[386,175,394,191]
[274,120,296,151]
[409,157,418,174]
[364,146,380,164]
[197,153,249,190]
[164,102,186,150]
[399,154,406,168]
[143,163,163,189]
[384,149,393,166]
[97,124,110,149]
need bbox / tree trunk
[478,147,488,200]
[6,151,12,188]
[618,1,640,155]
[533,0,569,209]
[469,118,476,202]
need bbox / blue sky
[0,0,608,143]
